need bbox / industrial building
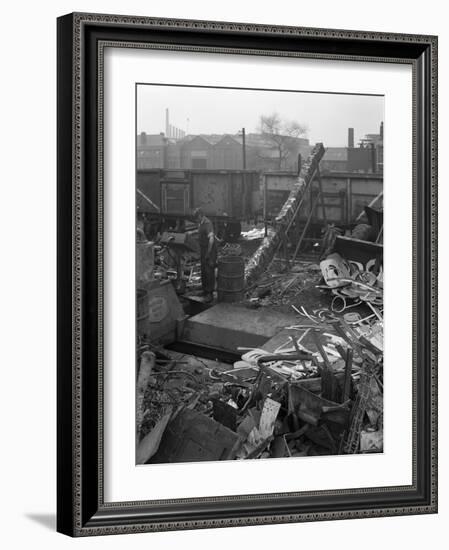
[138,123,384,175]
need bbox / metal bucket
[217,256,245,303]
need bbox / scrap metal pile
[136,282,383,463]
[246,262,323,307]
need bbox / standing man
[193,207,217,302]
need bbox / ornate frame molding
[57,12,437,537]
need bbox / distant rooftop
[137,133,166,146]
[138,132,310,149]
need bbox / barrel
[217,256,245,303]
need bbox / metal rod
[291,192,322,262]
[355,190,383,221]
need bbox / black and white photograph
[135,84,384,464]
[0,0,441,544]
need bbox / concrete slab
[182,303,298,353]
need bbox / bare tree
[258,113,308,170]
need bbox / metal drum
[217,256,245,303]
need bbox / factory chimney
[165,108,169,138]
[348,127,354,148]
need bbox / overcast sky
[137,84,384,147]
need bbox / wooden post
[311,331,338,402]
[291,191,321,262]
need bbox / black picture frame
[57,12,438,537]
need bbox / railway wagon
[263,171,383,226]
[137,168,261,240]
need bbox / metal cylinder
[217,256,245,303]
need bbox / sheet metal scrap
[237,397,282,459]
[360,429,383,452]
[319,250,383,316]
[149,409,240,463]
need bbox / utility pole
[241,127,246,169]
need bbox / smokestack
[380,121,384,140]
[348,127,354,148]
[165,109,169,138]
